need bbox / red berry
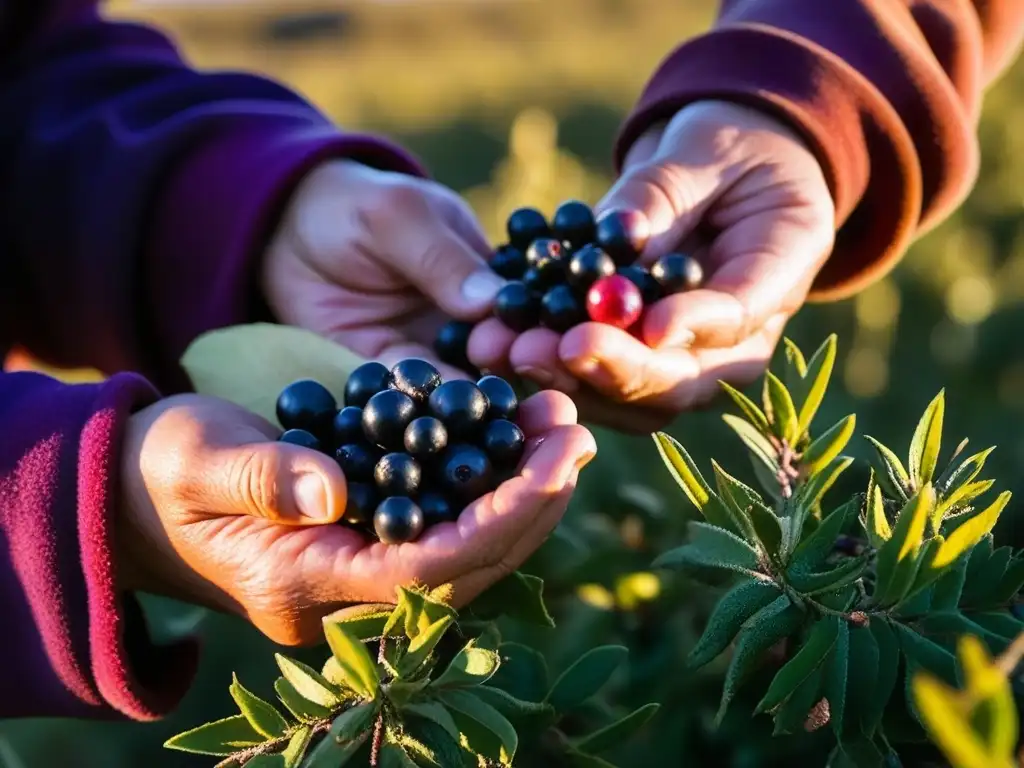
[585,275,644,329]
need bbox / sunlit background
[2,1,1023,765]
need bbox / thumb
[202,440,348,526]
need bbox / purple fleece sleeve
[0,3,425,392]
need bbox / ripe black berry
[525,237,564,268]
[335,443,380,482]
[332,406,364,447]
[552,200,596,249]
[438,444,495,503]
[618,265,664,305]
[418,491,457,525]
[344,482,378,525]
[482,419,526,468]
[506,207,550,249]
[344,362,390,408]
[389,359,442,405]
[374,453,422,497]
[434,320,474,372]
[429,380,490,440]
[495,281,540,332]
[595,209,650,266]
[490,245,528,280]
[276,380,337,437]
[521,267,551,295]
[404,416,448,458]
[651,253,704,294]
[362,389,418,450]
[541,284,588,333]
[278,429,321,450]
[567,245,616,291]
[374,497,425,544]
[476,375,518,421]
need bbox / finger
[570,388,678,434]
[196,440,347,526]
[507,327,580,394]
[374,190,505,320]
[516,390,579,437]
[467,317,518,376]
[441,193,495,259]
[619,121,667,170]
[642,208,832,350]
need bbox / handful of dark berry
[275,359,524,545]
[433,201,703,369]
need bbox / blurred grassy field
[3,1,1024,766]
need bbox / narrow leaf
[404,701,462,743]
[651,432,711,511]
[789,498,859,573]
[438,689,518,761]
[487,642,549,703]
[845,625,881,734]
[322,622,379,699]
[473,686,556,725]
[378,744,419,768]
[931,557,970,611]
[772,666,824,735]
[895,623,958,686]
[764,372,799,444]
[863,621,900,734]
[720,381,772,434]
[722,414,780,475]
[798,456,853,509]
[874,485,936,606]
[319,604,393,642]
[864,436,911,501]
[712,461,781,555]
[573,703,660,755]
[397,615,454,678]
[301,702,377,768]
[940,479,996,517]
[912,674,1002,768]
[823,620,850,734]
[755,616,840,714]
[281,726,313,768]
[397,586,457,640]
[908,390,945,488]
[468,572,554,627]
[796,334,837,435]
[991,557,1024,605]
[229,674,289,738]
[864,475,892,548]
[545,646,628,713]
[933,492,1012,570]
[788,557,868,596]
[801,415,856,475]
[433,640,501,689]
[274,678,332,721]
[245,756,286,767]
[688,578,782,668]
[164,715,263,756]
[274,655,340,709]
[937,447,995,498]
[782,337,809,378]
[653,521,762,578]
[715,596,803,724]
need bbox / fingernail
[516,366,553,387]
[461,270,505,306]
[293,473,330,519]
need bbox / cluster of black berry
[275,360,524,544]
[433,201,703,369]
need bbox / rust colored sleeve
[617,1,1024,300]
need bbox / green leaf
[653,521,762,578]
[281,726,313,768]
[378,744,419,768]
[563,750,619,768]
[895,623,958,686]
[468,572,554,627]
[722,414,780,476]
[715,596,803,725]
[931,556,970,611]
[720,381,772,434]
[487,642,549,702]
[908,390,945,488]
[798,456,853,509]
[301,702,377,768]
[319,604,394,642]
[403,702,461,743]
[940,480,996,517]
[795,334,837,436]
[911,672,1004,768]
[801,415,856,475]
[403,718,474,768]
[787,556,868,596]
[688,578,782,668]
[933,492,1012,570]
[914,611,1006,652]
[274,678,332,722]
[323,621,380,700]
[573,703,660,755]
[822,619,850,734]
[864,436,911,501]
[245,756,286,767]
[874,485,936,606]
[395,586,458,640]
[772,666,825,735]
[755,616,840,714]
[991,557,1024,604]
[863,475,892,548]
[437,689,518,762]
[712,461,781,556]
[781,337,809,393]
[764,372,799,444]
[863,621,900,735]
[545,645,628,713]
[229,674,289,739]
[472,686,557,727]
[274,655,341,709]
[789,498,859,573]
[433,639,501,689]
[968,611,1024,641]
[937,447,995,497]
[164,715,264,756]
[397,615,454,678]
[844,625,881,734]
[651,432,712,512]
